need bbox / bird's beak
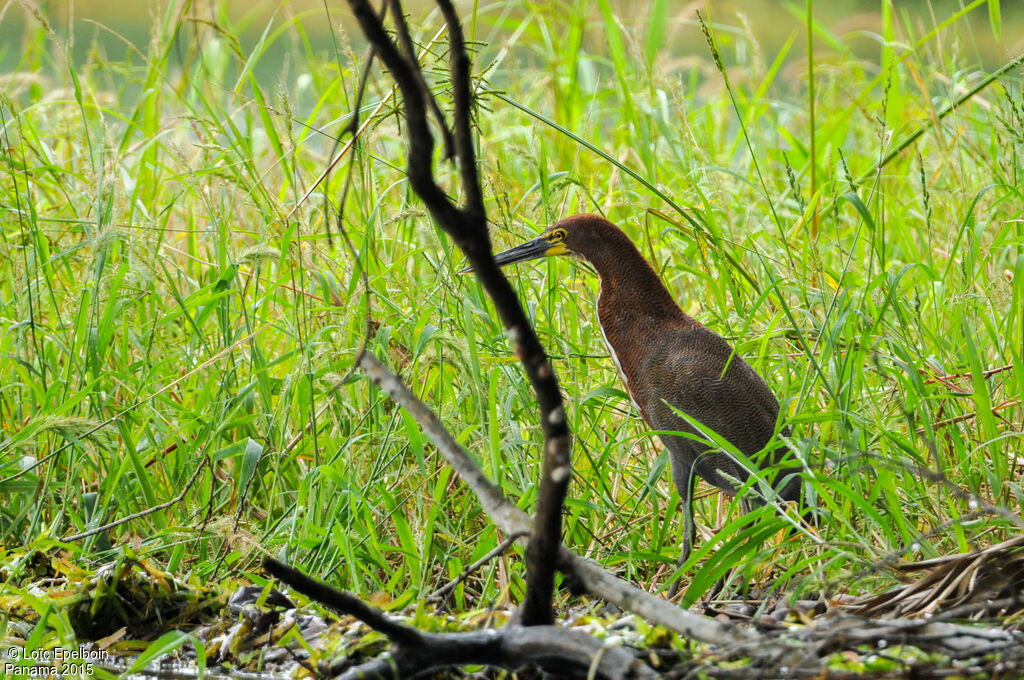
[457,235,555,274]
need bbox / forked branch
[265,555,656,680]
[344,0,570,625]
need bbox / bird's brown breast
[597,286,783,457]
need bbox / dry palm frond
[844,535,1024,619]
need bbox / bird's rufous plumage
[482,214,802,587]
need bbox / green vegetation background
[1,0,1022,647]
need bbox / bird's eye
[551,229,567,241]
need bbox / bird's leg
[666,451,697,599]
[665,527,692,599]
[704,496,756,602]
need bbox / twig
[328,0,385,245]
[345,0,458,221]
[916,399,1021,435]
[283,24,449,224]
[932,594,1024,622]
[428,531,527,603]
[921,362,1014,389]
[61,455,211,542]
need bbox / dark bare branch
[345,0,571,626]
[334,624,658,680]
[438,0,572,623]
[384,0,455,159]
[345,0,460,225]
[264,558,655,680]
[263,557,424,647]
[436,0,485,220]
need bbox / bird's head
[459,214,619,273]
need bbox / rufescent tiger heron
[465,214,803,592]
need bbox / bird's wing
[641,327,784,473]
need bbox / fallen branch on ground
[263,557,657,680]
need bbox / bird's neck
[587,245,689,419]
[587,244,689,326]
